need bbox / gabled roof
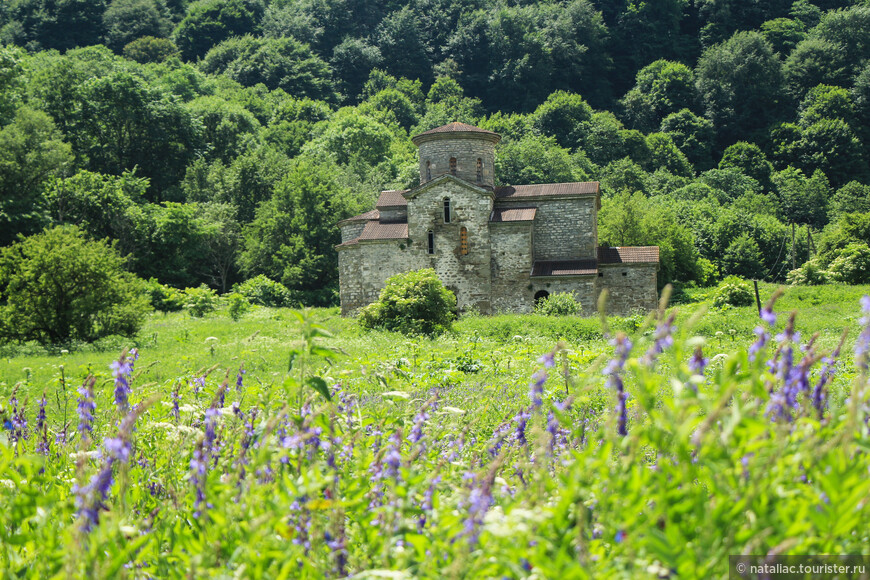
[496,182,599,199]
[490,207,537,223]
[531,260,598,277]
[598,246,660,264]
[337,209,379,225]
[402,172,493,200]
[376,190,409,208]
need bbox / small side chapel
[336,122,659,315]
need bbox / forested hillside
[2,0,870,304]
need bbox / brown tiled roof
[531,260,598,277]
[376,190,409,208]
[598,246,660,264]
[415,122,499,138]
[495,182,599,199]
[338,209,379,225]
[490,207,537,222]
[358,221,408,241]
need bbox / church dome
[412,122,500,187]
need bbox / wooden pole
[791,222,796,271]
[754,280,761,316]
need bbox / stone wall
[595,264,659,316]
[490,222,534,313]
[416,135,496,188]
[340,222,365,243]
[497,197,597,260]
[407,179,493,313]
[530,278,597,314]
[337,241,421,315]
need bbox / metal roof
[414,122,499,138]
[495,182,599,199]
[490,207,537,222]
[337,209,379,225]
[531,260,598,277]
[358,221,409,241]
[598,246,660,264]
[376,190,409,208]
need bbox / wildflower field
[2,283,870,578]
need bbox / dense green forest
[2,0,870,305]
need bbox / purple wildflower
[538,351,556,368]
[461,473,494,547]
[760,305,776,327]
[236,365,245,392]
[190,439,208,518]
[689,346,709,377]
[191,376,205,395]
[170,383,181,423]
[529,371,547,409]
[110,351,134,414]
[513,408,531,446]
[384,431,403,479]
[605,334,633,436]
[76,378,97,437]
[643,313,676,366]
[856,296,870,370]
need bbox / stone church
[336,122,659,316]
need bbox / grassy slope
[1,283,868,403]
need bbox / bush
[712,275,755,308]
[358,269,456,336]
[235,275,295,307]
[145,278,186,312]
[827,242,870,284]
[184,284,219,318]
[226,292,251,321]
[786,258,830,285]
[0,226,150,347]
[535,292,582,316]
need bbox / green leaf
[306,376,331,401]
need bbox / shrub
[145,278,186,312]
[0,226,150,347]
[235,275,294,307]
[184,284,219,318]
[711,275,755,308]
[786,258,830,285]
[358,269,456,335]
[226,292,251,321]
[827,242,870,284]
[535,292,582,316]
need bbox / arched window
[534,290,550,307]
[449,157,457,175]
[427,230,434,254]
[426,160,431,181]
[460,227,468,255]
[476,158,482,183]
[443,198,451,223]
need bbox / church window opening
[449,157,457,175]
[460,227,468,255]
[426,160,431,181]
[443,198,451,223]
[534,290,549,307]
[427,230,434,254]
[476,158,482,183]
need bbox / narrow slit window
[427,230,434,254]
[426,160,431,181]
[443,198,451,223]
[460,227,468,255]
[449,157,457,175]
[476,158,482,183]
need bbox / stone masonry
[336,122,659,316]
